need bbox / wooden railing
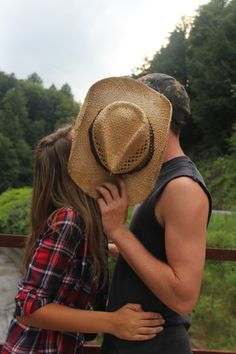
[0,233,236,354]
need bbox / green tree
[0,133,20,192]
[0,70,80,192]
[27,72,43,85]
[0,87,33,187]
[199,125,236,210]
[134,0,236,158]
[61,83,73,98]
[18,80,49,146]
[1,87,27,140]
[133,17,191,85]
[0,71,16,101]
[148,17,191,85]
[187,0,236,156]
[132,17,197,155]
[53,93,80,129]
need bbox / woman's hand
[96,179,128,241]
[17,303,164,339]
[111,303,164,341]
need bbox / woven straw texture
[68,77,172,205]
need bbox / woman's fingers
[140,319,165,327]
[138,311,163,320]
[129,325,164,341]
[137,325,164,335]
[131,333,158,341]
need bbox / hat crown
[68,76,172,205]
[90,101,152,174]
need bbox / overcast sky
[0,0,209,102]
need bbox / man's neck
[164,130,185,162]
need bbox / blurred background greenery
[190,214,236,350]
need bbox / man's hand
[96,179,128,240]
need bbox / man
[97,73,212,354]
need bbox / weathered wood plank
[1,234,236,261]
[206,247,236,261]
[0,234,26,248]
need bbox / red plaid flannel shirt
[1,207,107,354]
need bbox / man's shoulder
[156,176,209,221]
[161,176,207,202]
[165,175,202,191]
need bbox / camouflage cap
[137,73,190,127]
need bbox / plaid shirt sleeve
[15,207,83,317]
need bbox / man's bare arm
[97,178,209,315]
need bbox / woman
[1,125,164,354]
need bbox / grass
[189,213,236,350]
[206,212,236,248]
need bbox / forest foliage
[133,0,236,210]
[0,72,80,192]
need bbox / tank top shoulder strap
[148,156,212,223]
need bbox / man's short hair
[137,73,190,135]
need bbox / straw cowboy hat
[68,76,172,205]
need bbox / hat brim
[68,77,172,205]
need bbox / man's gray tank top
[102,156,212,354]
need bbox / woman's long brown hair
[24,125,107,283]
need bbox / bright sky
[0,0,209,102]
